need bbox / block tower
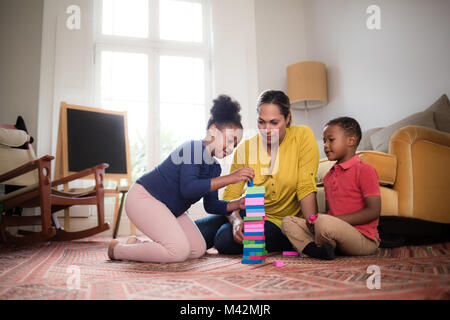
[241,181,267,264]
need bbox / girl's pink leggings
[113,183,207,263]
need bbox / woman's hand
[229,167,255,184]
[232,216,244,244]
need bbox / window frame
[93,0,213,170]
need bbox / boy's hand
[306,218,315,234]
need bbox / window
[95,0,211,181]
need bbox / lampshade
[287,61,328,109]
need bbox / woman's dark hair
[207,95,243,129]
[325,116,362,147]
[256,90,292,127]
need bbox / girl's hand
[232,218,244,244]
[227,197,246,212]
[229,167,255,184]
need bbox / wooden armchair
[0,124,110,245]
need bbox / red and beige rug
[0,237,449,300]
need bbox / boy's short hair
[325,117,362,147]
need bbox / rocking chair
[0,124,110,245]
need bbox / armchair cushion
[317,151,397,187]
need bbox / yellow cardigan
[222,125,319,229]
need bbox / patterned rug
[0,237,449,300]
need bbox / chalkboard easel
[55,102,135,236]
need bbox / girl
[108,95,255,263]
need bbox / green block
[248,250,268,256]
[243,240,266,244]
[246,186,266,194]
[243,216,264,221]
[243,243,265,248]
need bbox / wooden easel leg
[112,192,119,235]
[64,208,70,231]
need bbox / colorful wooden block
[273,260,284,267]
[244,227,264,233]
[246,186,266,194]
[245,193,265,198]
[243,216,266,221]
[243,249,265,255]
[243,243,265,248]
[282,251,299,256]
[244,250,268,256]
[241,258,265,264]
[243,232,264,236]
[243,236,265,240]
[247,255,267,260]
[245,197,265,206]
[246,212,266,217]
[243,220,265,225]
[242,240,265,244]
[245,205,265,211]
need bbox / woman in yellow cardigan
[195,90,320,253]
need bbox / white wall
[254,0,450,157]
[0,0,43,139]
[254,0,306,94]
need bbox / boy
[281,117,381,260]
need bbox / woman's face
[257,103,290,146]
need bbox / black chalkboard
[66,108,127,174]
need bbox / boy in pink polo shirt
[281,117,381,260]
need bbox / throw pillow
[370,110,436,153]
[425,93,450,112]
[357,127,383,151]
[425,94,450,132]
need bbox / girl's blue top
[136,140,230,217]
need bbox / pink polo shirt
[323,155,380,241]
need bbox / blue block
[243,247,265,254]
[245,205,265,210]
[243,232,264,236]
[248,180,253,187]
[241,258,265,264]
[245,193,265,198]
[248,240,265,244]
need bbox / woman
[195,90,320,254]
[108,95,255,263]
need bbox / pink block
[244,228,264,233]
[243,236,265,240]
[246,212,266,217]
[245,225,264,230]
[273,260,284,267]
[244,220,265,226]
[282,251,299,256]
[245,197,265,206]
[248,255,267,260]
